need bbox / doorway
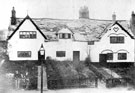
[99,54,107,66]
[73,51,80,62]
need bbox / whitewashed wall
[8,19,45,61]
[44,39,88,61]
[90,24,135,63]
[8,21,88,61]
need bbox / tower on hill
[79,6,89,19]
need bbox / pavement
[7,87,135,93]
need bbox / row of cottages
[7,7,135,65]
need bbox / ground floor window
[56,51,66,57]
[18,51,31,57]
[118,53,127,60]
[107,53,113,60]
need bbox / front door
[73,51,80,62]
[99,54,107,66]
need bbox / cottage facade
[7,16,47,61]
[7,7,135,64]
[90,22,135,63]
[7,15,88,62]
[44,28,88,61]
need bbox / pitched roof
[7,15,47,40]
[8,17,134,41]
[112,21,134,39]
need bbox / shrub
[46,58,96,86]
[84,57,91,67]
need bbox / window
[67,34,71,39]
[62,34,65,38]
[118,53,127,60]
[19,31,36,39]
[56,51,65,57]
[59,33,71,39]
[107,53,113,60]
[88,41,94,45]
[18,51,31,57]
[110,36,124,43]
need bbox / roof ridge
[16,17,128,22]
[7,15,47,40]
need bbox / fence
[47,78,98,89]
[106,77,132,88]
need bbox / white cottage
[7,15,88,62]
[90,21,135,64]
[44,27,88,61]
[7,15,47,61]
[7,7,135,65]
[7,6,135,90]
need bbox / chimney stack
[11,7,16,25]
[112,12,116,21]
[130,11,135,36]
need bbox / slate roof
[8,16,134,41]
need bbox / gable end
[7,15,47,40]
[112,21,134,39]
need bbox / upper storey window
[110,36,124,44]
[19,31,36,39]
[59,33,71,39]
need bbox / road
[7,87,134,93]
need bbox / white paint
[8,22,88,61]
[8,19,45,61]
[43,28,88,61]
[44,40,88,61]
[8,17,134,63]
[90,23,135,62]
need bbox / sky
[0,0,134,29]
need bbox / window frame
[88,41,94,45]
[19,31,37,39]
[110,36,124,44]
[118,53,127,60]
[17,51,31,57]
[59,33,71,39]
[107,53,113,60]
[56,51,66,57]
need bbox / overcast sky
[0,0,134,29]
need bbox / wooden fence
[47,78,98,89]
[106,77,132,88]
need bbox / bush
[84,57,91,67]
[46,58,96,79]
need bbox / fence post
[106,79,108,88]
[95,78,98,88]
